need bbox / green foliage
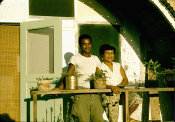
[145,58,175,75]
[61,71,82,77]
[89,70,107,80]
[163,68,175,74]
[36,76,53,81]
[145,59,161,76]
[29,87,38,91]
[145,58,175,87]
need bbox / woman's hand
[111,86,121,94]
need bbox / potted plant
[145,59,161,87]
[145,59,175,87]
[61,71,81,90]
[36,76,53,91]
[145,59,161,80]
[164,68,175,87]
[89,70,107,89]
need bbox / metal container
[66,75,78,90]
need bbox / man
[59,34,104,122]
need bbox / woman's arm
[107,65,128,93]
[97,66,121,93]
[106,85,120,94]
[118,65,129,87]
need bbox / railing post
[33,95,37,122]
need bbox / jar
[66,75,78,90]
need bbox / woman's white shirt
[98,62,123,86]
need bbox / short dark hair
[99,44,116,57]
[78,34,92,46]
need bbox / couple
[56,34,128,122]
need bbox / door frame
[20,18,62,121]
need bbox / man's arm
[53,64,75,90]
[96,67,101,73]
[68,63,75,74]
[61,63,75,89]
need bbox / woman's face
[103,50,115,62]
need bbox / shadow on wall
[63,52,74,72]
[54,52,74,88]
[0,114,15,122]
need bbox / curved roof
[81,0,175,68]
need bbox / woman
[96,44,128,122]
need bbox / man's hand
[52,87,62,91]
[51,84,64,96]
[52,82,64,91]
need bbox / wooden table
[121,87,175,121]
[30,87,175,122]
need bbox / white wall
[0,0,29,22]
[62,20,76,70]
[0,0,145,85]
[0,0,144,121]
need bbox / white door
[20,18,63,121]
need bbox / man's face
[80,38,92,53]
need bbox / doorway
[79,24,120,62]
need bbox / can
[66,75,78,90]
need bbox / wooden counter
[30,87,175,122]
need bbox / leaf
[155,61,158,64]
[149,59,153,64]
[155,64,161,69]
[61,71,82,77]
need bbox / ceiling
[82,0,175,68]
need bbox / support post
[33,95,37,122]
